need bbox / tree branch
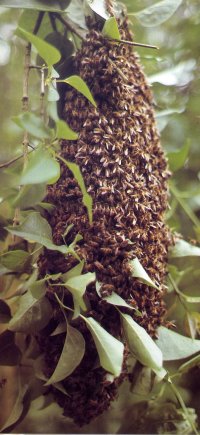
[54,13,86,40]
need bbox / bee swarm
[38,18,172,426]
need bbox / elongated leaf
[0,250,29,272]
[56,119,78,140]
[102,17,121,40]
[148,59,195,86]
[103,291,134,309]
[83,316,124,376]
[0,300,12,323]
[6,212,76,255]
[170,239,200,258]
[120,313,163,373]
[0,383,29,432]
[156,326,200,360]
[0,330,21,365]
[30,278,47,299]
[129,257,159,290]
[180,293,200,304]
[0,0,70,11]
[17,27,61,66]
[45,323,85,385]
[13,112,51,139]
[58,75,96,107]
[60,157,93,224]
[20,148,60,185]
[64,272,96,312]
[11,183,47,209]
[167,141,190,172]
[133,0,183,27]
[8,292,53,333]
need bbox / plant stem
[54,13,85,40]
[169,381,199,435]
[111,38,158,50]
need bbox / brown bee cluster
[38,16,172,426]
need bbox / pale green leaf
[6,212,76,256]
[0,0,70,11]
[178,354,200,374]
[45,323,85,385]
[167,141,190,172]
[17,27,61,66]
[60,157,93,224]
[86,0,110,19]
[56,119,78,140]
[83,316,124,376]
[129,257,159,290]
[156,326,200,360]
[64,272,96,312]
[0,383,28,432]
[8,292,53,333]
[58,75,97,107]
[13,112,51,139]
[148,60,195,86]
[11,183,47,209]
[170,239,200,258]
[20,148,60,185]
[102,17,121,40]
[62,260,84,281]
[102,291,134,309]
[133,0,183,27]
[120,312,163,374]
[30,279,47,299]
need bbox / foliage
[0,0,199,433]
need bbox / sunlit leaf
[132,0,183,27]
[64,272,96,313]
[167,141,190,172]
[11,183,47,209]
[170,239,200,258]
[102,17,121,40]
[83,316,124,376]
[6,212,77,256]
[12,112,51,139]
[0,300,12,323]
[8,291,53,333]
[129,257,159,290]
[86,0,110,19]
[17,27,61,66]
[0,330,21,365]
[56,119,78,140]
[45,323,85,385]
[0,383,29,432]
[120,312,164,376]
[57,75,97,107]
[148,60,195,86]
[59,157,93,224]
[156,326,200,360]
[20,148,60,185]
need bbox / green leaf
[56,119,78,140]
[0,330,21,365]
[62,260,84,281]
[13,112,51,139]
[133,0,183,27]
[0,250,29,272]
[59,157,93,224]
[129,257,159,290]
[86,0,110,19]
[64,272,96,313]
[102,17,121,40]
[148,60,195,86]
[83,316,124,376]
[30,279,47,299]
[120,313,164,375]
[45,322,85,385]
[8,292,53,333]
[6,212,76,256]
[17,27,61,66]
[11,183,47,209]
[170,239,200,258]
[156,326,200,360]
[58,75,97,107]
[102,291,134,309]
[167,141,190,172]
[0,382,29,433]
[19,148,60,185]
[0,300,12,323]
[0,0,71,11]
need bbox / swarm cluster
[38,18,172,425]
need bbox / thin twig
[54,13,85,40]
[33,11,45,35]
[111,38,158,50]
[40,67,45,118]
[108,58,129,82]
